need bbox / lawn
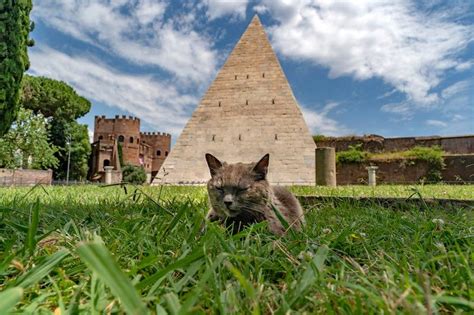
[0,185,473,313]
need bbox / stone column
[366,166,378,186]
[315,147,337,186]
[104,166,114,184]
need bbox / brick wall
[0,169,53,186]
[335,154,474,184]
[316,135,474,154]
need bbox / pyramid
[153,15,316,185]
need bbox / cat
[205,153,304,235]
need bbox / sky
[28,0,474,144]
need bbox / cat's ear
[252,153,269,180]
[205,153,222,176]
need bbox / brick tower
[91,115,171,182]
[152,15,316,185]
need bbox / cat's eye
[237,187,249,193]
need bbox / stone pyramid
[153,15,316,185]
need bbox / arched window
[165,151,168,156]
[129,136,134,143]
[118,135,124,142]
[98,135,103,140]
[156,150,161,156]
[103,159,110,167]
[137,138,140,144]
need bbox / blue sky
[28,0,473,143]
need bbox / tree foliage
[21,74,91,120]
[0,0,34,136]
[20,75,92,180]
[0,107,58,169]
[50,120,91,180]
[122,165,147,185]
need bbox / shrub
[313,134,327,142]
[406,146,445,182]
[122,165,147,185]
[336,144,370,164]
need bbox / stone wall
[335,154,474,184]
[0,169,53,186]
[316,135,474,154]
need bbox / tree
[0,0,34,136]
[50,120,91,181]
[122,165,147,185]
[21,75,91,120]
[20,75,92,180]
[0,107,58,169]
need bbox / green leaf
[76,240,147,315]
[0,287,23,314]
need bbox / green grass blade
[27,200,40,254]
[12,250,69,289]
[76,240,147,315]
[0,287,23,314]
[136,248,204,290]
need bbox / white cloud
[380,101,414,120]
[260,0,473,106]
[202,0,249,20]
[301,102,351,136]
[29,45,198,137]
[426,120,448,128]
[87,128,94,143]
[32,0,218,85]
[441,80,470,99]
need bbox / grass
[290,184,474,200]
[0,185,473,313]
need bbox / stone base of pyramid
[152,147,316,186]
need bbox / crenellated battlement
[95,115,140,123]
[140,131,171,138]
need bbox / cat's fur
[205,153,304,235]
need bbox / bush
[406,146,445,182]
[313,134,327,142]
[122,165,147,185]
[336,144,370,164]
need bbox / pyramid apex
[249,14,264,27]
[251,14,261,22]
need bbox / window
[165,151,168,156]
[137,138,140,144]
[157,150,161,156]
[118,135,124,142]
[129,136,134,143]
[103,159,110,167]
[98,135,103,140]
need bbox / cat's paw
[206,209,220,222]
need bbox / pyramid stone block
[153,15,316,185]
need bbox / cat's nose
[224,201,233,208]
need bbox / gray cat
[205,153,305,235]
